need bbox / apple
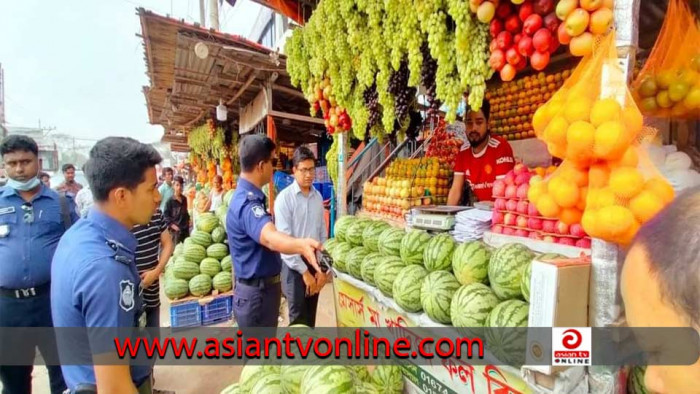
[515,229,530,238]
[516,37,534,57]
[548,34,561,54]
[492,225,504,234]
[494,198,507,210]
[558,237,575,246]
[565,8,591,37]
[533,0,554,15]
[517,215,529,228]
[506,47,522,66]
[506,198,518,212]
[531,50,550,71]
[496,2,513,19]
[493,180,507,197]
[496,31,513,50]
[516,200,530,214]
[523,14,543,35]
[503,227,516,236]
[544,12,559,32]
[492,211,505,224]
[516,56,528,71]
[490,38,499,52]
[514,163,529,175]
[543,235,558,243]
[504,213,517,226]
[514,33,523,44]
[557,21,573,44]
[555,0,578,20]
[528,217,543,230]
[556,220,570,235]
[570,223,587,237]
[505,186,518,201]
[505,14,522,33]
[500,63,516,81]
[504,171,516,185]
[519,1,535,22]
[542,219,557,233]
[529,231,543,240]
[477,1,497,23]
[489,49,507,70]
[490,18,504,38]
[515,172,531,185]
[528,202,540,217]
[516,185,530,200]
[576,238,592,248]
[533,28,553,52]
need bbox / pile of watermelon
[163,212,233,300]
[221,356,404,394]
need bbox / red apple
[533,28,553,52]
[505,187,518,202]
[528,217,543,230]
[490,18,504,38]
[558,237,576,246]
[493,180,507,197]
[517,199,529,213]
[528,202,540,217]
[555,220,570,235]
[506,198,518,212]
[530,50,550,71]
[570,223,587,238]
[533,0,554,15]
[492,211,505,224]
[503,227,516,236]
[514,33,523,44]
[548,34,561,54]
[517,36,535,57]
[543,235,557,243]
[542,219,557,233]
[497,31,513,50]
[504,171,516,185]
[519,1,535,22]
[516,184,529,200]
[515,56,528,71]
[557,22,572,45]
[515,229,530,238]
[517,215,529,228]
[515,172,532,185]
[494,198,507,210]
[523,14,543,35]
[492,225,504,234]
[500,63,516,81]
[544,12,559,33]
[496,2,513,18]
[514,163,529,175]
[490,38,499,52]
[489,49,507,70]
[504,213,517,226]
[575,238,592,249]
[505,14,522,33]
[506,47,522,66]
[529,231,543,240]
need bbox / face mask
[7,176,41,192]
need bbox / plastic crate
[313,182,333,201]
[201,295,233,326]
[170,301,202,328]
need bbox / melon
[207,243,229,260]
[421,271,461,324]
[378,228,405,257]
[280,364,310,394]
[371,365,403,394]
[211,226,226,243]
[488,243,535,300]
[485,299,530,365]
[197,214,220,233]
[332,242,354,273]
[393,265,429,313]
[172,261,200,280]
[249,372,282,394]
[212,271,233,292]
[239,365,279,394]
[400,229,432,265]
[220,255,233,272]
[189,274,212,296]
[200,257,222,277]
[323,238,339,257]
[348,365,372,383]
[299,365,354,393]
[360,252,383,286]
[346,247,371,280]
[627,366,648,394]
[373,256,406,297]
[452,241,491,285]
[362,221,391,252]
[423,233,456,272]
[521,262,532,302]
[224,189,235,206]
[356,382,380,394]
[184,243,207,263]
[347,219,372,246]
[164,278,189,300]
[450,283,500,327]
[334,216,356,242]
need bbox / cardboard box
[526,257,591,374]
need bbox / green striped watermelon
[213,271,233,292]
[190,230,213,248]
[488,243,535,300]
[371,365,403,394]
[360,252,384,286]
[197,214,220,233]
[346,247,371,280]
[250,372,282,394]
[485,299,529,365]
[400,229,432,265]
[373,256,406,297]
[323,238,339,257]
[450,283,500,327]
[423,233,456,272]
[184,244,207,263]
[347,219,372,246]
[393,265,429,313]
[627,366,648,394]
[452,241,491,285]
[224,189,235,206]
[356,382,380,394]
[189,274,212,296]
[299,365,354,394]
[349,365,372,383]
[219,383,239,394]
[539,253,565,260]
[334,216,356,242]
[280,364,311,394]
[332,242,354,273]
[220,255,232,272]
[421,271,461,324]
[487,299,530,327]
[173,261,200,280]
[239,365,269,394]
[164,278,189,300]
[362,221,391,252]
[211,226,226,243]
[200,257,222,276]
[184,237,193,247]
[173,243,184,256]
[521,262,532,302]
[207,243,229,260]
[378,228,405,257]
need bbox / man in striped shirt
[131,209,174,327]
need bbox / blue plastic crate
[313,182,333,201]
[170,301,202,328]
[201,295,233,326]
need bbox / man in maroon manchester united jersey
[448,100,515,204]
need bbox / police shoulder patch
[119,280,135,312]
[251,205,266,218]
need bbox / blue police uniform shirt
[226,178,282,279]
[51,209,151,390]
[0,184,79,289]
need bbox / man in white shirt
[274,146,329,327]
[75,184,94,218]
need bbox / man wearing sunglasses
[0,135,79,394]
[226,135,323,328]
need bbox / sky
[0,0,261,144]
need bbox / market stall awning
[138,8,324,151]
[225,0,316,25]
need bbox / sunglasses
[21,203,33,224]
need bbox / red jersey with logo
[454,136,515,202]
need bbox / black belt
[236,274,281,287]
[0,282,50,299]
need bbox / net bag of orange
[530,32,675,245]
[631,0,700,119]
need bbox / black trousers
[0,291,66,394]
[281,264,319,328]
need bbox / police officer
[51,137,162,394]
[0,135,78,394]
[226,135,322,328]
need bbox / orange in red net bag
[631,0,700,118]
[530,32,675,245]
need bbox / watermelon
[347,219,372,246]
[220,255,233,272]
[485,299,529,365]
[400,229,432,265]
[239,365,275,394]
[207,243,229,260]
[184,244,207,263]
[393,265,429,312]
[488,243,535,300]
[280,364,311,394]
[197,214,220,233]
[173,243,184,256]
[299,365,354,394]
[346,247,371,280]
[332,242,354,273]
[452,241,491,285]
[349,365,372,383]
[189,274,212,296]
[360,252,383,286]
[450,283,500,327]
[378,228,405,257]
[164,278,189,300]
[421,270,460,324]
[173,261,200,280]
[190,230,213,248]
[627,366,648,394]
[371,365,403,394]
[373,256,406,297]
[212,271,233,292]
[250,372,282,394]
[423,233,456,272]
[323,238,339,257]
[539,253,565,260]
[356,382,380,394]
[334,216,356,242]
[362,221,391,252]
[521,262,532,302]
[224,189,235,206]
[184,237,193,247]
[211,226,226,243]
[219,383,239,394]
[200,257,222,276]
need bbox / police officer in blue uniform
[226,135,323,328]
[0,135,78,394]
[52,137,162,394]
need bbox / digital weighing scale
[411,206,471,232]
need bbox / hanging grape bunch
[421,43,441,119]
[363,84,381,132]
[388,61,417,123]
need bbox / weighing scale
[411,206,471,232]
